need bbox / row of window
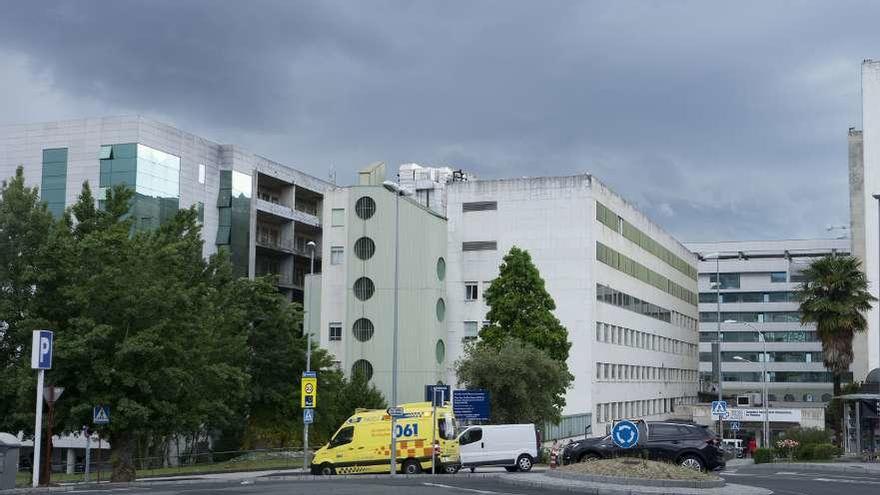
[705,271,806,289]
[596,242,698,306]
[596,363,699,383]
[699,311,801,323]
[596,284,698,331]
[464,281,493,301]
[595,396,698,424]
[699,291,797,304]
[698,330,818,343]
[721,371,852,383]
[332,328,447,364]
[699,351,824,363]
[595,322,697,356]
[596,202,698,280]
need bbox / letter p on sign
[31,330,54,369]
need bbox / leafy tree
[456,338,572,425]
[310,369,387,445]
[480,246,571,363]
[798,255,875,397]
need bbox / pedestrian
[748,437,758,457]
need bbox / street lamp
[703,252,723,439]
[730,321,770,448]
[382,179,411,476]
[304,240,316,471]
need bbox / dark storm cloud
[0,1,873,240]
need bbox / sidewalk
[496,472,771,495]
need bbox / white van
[457,424,539,472]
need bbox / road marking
[422,482,520,495]
[812,477,880,485]
[775,471,799,475]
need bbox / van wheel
[402,459,422,475]
[678,454,705,471]
[469,466,475,473]
[517,454,534,472]
[442,464,458,474]
[319,463,336,475]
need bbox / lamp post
[304,240,316,471]
[382,180,409,476]
[704,252,723,440]
[731,321,770,448]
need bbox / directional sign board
[611,420,640,449]
[301,371,317,408]
[93,405,110,425]
[711,400,728,418]
[453,389,490,421]
[31,330,54,369]
[303,408,314,425]
[387,406,405,418]
[425,384,451,405]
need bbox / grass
[15,454,303,487]
[559,458,720,481]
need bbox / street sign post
[611,420,640,449]
[711,400,728,419]
[452,390,490,421]
[301,371,317,408]
[303,408,314,425]
[425,384,450,404]
[93,405,110,425]
[30,330,53,488]
[430,387,446,472]
[730,421,740,432]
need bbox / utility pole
[304,240,316,472]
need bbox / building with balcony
[685,239,850,405]
[0,116,331,301]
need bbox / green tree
[456,338,572,425]
[798,255,875,397]
[480,246,571,363]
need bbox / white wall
[860,60,880,378]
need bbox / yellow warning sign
[301,373,317,408]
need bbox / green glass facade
[216,170,251,277]
[99,143,180,230]
[41,148,68,217]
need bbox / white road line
[422,482,519,495]
[775,471,799,475]
[812,477,880,485]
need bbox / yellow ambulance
[311,401,459,475]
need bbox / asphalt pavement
[721,463,880,495]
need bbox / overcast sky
[0,1,874,241]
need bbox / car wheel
[578,453,601,463]
[679,454,705,471]
[442,464,458,474]
[319,463,336,475]
[517,455,534,472]
[403,459,422,475]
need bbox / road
[721,464,880,495]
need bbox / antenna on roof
[329,165,337,185]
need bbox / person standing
[748,437,758,458]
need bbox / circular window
[353,277,375,301]
[436,257,446,281]
[436,298,446,322]
[355,196,376,220]
[354,237,376,260]
[353,318,375,342]
[436,339,446,364]
[351,359,374,380]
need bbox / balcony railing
[256,236,295,253]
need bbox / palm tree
[798,255,876,397]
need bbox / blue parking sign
[31,330,54,370]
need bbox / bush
[796,444,815,461]
[753,448,774,464]
[812,444,838,461]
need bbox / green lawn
[16,456,303,487]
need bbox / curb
[546,469,725,488]
[493,476,761,495]
[747,462,880,474]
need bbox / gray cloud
[0,0,873,241]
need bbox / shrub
[812,444,838,461]
[796,444,815,461]
[753,448,774,464]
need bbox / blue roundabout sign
[611,420,640,449]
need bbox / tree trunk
[833,372,841,398]
[109,431,136,482]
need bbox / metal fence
[543,413,593,441]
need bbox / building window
[436,298,446,321]
[331,246,344,265]
[99,145,113,160]
[465,282,478,301]
[351,359,374,380]
[329,322,342,341]
[355,196,376,220]
[198,163,206,184]
[464,321,479,339]
[331,208,345,227]
[353,277,375,301]
[436,340,446,364]
[437,257,446,281]
[770,271,787,283]
[352,318,374,342]
[709,273,741,289]
[354,237,376,260]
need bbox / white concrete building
[443,174,700,436]
[312,163,448,403]
[686,239,849,407]
[851,59,880,381]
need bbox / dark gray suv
[561,421,725,471]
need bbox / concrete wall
[859,60,880,378]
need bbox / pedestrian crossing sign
[711,400,728,416]
[93,405,110,425]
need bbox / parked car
[560,421,725,471]
[457,424,540,472]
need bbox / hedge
[753,448,773,464]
